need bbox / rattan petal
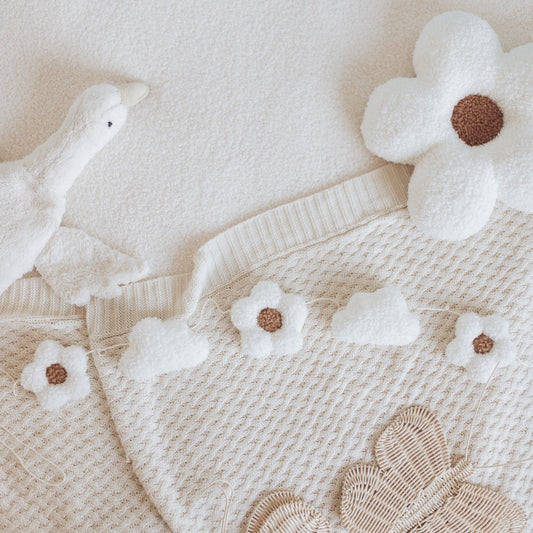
[247,491,331,533]
[341,407,527,533]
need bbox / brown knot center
[451,94,503,146]
[257,308,283,332]
[46,363,68,385]
[473,333,494,354]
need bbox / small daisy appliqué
[20,340,90,411]
[445,312,517,383]
[230,281,307,358]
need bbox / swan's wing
[409,483,526,532]
[341,407,452,533]
[36,226,149,305]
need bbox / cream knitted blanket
[2,164,532,531]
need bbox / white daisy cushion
[361,11,533,240]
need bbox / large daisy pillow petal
[361,11,533,240]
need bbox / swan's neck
[23,116,101,197]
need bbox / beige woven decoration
[341,406,527,533]
[247,491,331,533]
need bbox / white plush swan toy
[0,82,150,305]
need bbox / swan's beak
[118,82,150,107]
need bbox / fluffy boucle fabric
[0,84,148,304]
[230,281,307,358]
[446,312,517,383]
[20,340,90,411]
[361,11,533,241]
[331,286,420,345]
[119,317,209,381]
[36,227,149,306]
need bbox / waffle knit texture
[84,164,532,531]
[0,279,168,532]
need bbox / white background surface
[1,1,532,276]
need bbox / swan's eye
[107,121,113,128]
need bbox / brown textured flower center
[46,363,68,385]
[473,333,494,354]
[257,308,283,332]
[451,94,503,146]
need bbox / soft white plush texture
[446,312,517,383]
[35,227,149,306]
[3,2,532,276]
[331,286,420,345]
[0,83,148,303]
[20,339,90,411]
[361,11,533,240]
[230,280,307,358]
[119,317,209,381]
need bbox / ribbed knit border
[0,277,82,319]
[88,163,411,340]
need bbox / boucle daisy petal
[454,312,484,339]
[119,317,209,380]
[33,339,62,367]
[492,130,533,213]
[465,355,499,384]
[20,340,90,411]
[240,330,273,358]
[361,78,449,164]
[407,144,497,240]
[250,280,283,307]
[277,294,308,331]
[445,337,474,367]
[330,286,420,345]
[413,11,502,85]
[498,43,533,115]
[272,328,304,356]
[490,338,518,367]
[61,345,89,374]
[480,314,510,341]
[230,297,262,330]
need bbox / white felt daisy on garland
[445,312,517,383]
[20,340,90,411]
[361,11,533,240]
[231,281,307,358]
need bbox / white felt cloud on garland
[119,318,209,381]
[361,11,533,240]
[331,286,420,345]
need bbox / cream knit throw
[0,280,168,532]
[85,164,532,531]
[1,164,531,531]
